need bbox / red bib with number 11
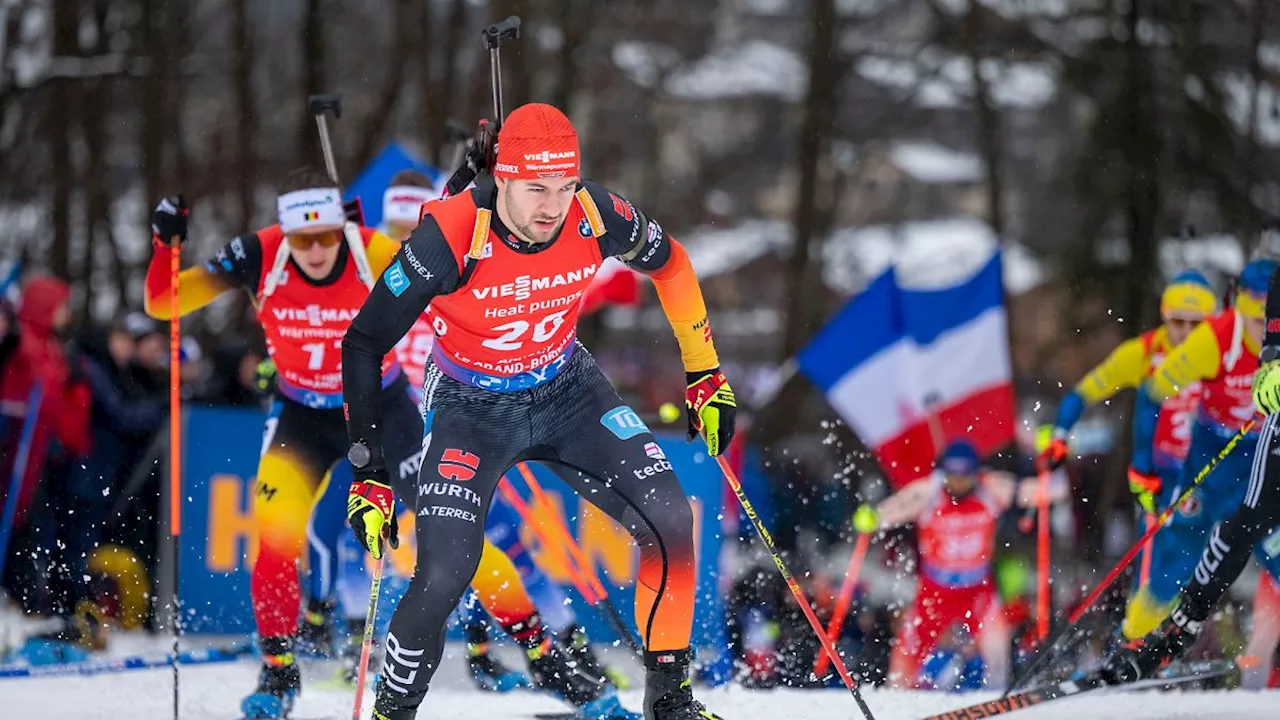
[254,225,398,394]
[425,192,603,378]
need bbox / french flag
[797,250,1014,488]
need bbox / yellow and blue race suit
[1054,325,1200,507]
[1130,310,1264,631]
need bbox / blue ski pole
[0,381,44,580]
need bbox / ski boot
[370,675,426,720]
[464,619,529,692]
[1101,610,1203,685]
[526,635,639,719]
[1120,587,1173,641]
[561,624,630,690]
[296,598,336,658]
[468,641,531,692]
[643,648,725,720]
[241,637,301,719]
[335,619,369,687]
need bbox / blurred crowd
[0,275,266,648]
[0,274,1254,690]
[0,273,1133,688]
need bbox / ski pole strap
[444,159,479,198]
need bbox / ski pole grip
[308,93,343,119]
[482,16,521,48]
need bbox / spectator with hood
[0,276,92,608]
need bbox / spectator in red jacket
[0,276,91,532]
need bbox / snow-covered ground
[3,635,1278,719]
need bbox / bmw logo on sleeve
[384,260,411,297]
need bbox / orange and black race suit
[142,226,538,640]
[342,176,718,704]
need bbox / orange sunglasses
[286,231,342,250]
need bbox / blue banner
[344,143,441,229]
[178,405,727,646]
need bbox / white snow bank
[683,219,791,280]
[4,646,1279,720]
[610,41,683,89]
[1218,72,1280,148]
[889,141,985,184]
[664,40,807,101]
[681,216,1047,296]
[824,216,1044,294]
[856,53,1058,110]
[1099,233,1249,279]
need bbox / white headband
[383,185,437,226]
[277,187,344,234]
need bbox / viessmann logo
[471,264,598,302]
[525,150,576,163]
[272,305,358,327]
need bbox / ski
[920,658,1239,720]
[1101,658,1237,693]
[0,645,252,680]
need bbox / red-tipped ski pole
[814,532,872,676]
[1139,511,1156,588]
[715,455,878,719]
[351,552,386,720]
[512,463,612,601]
[496,477,604,604]
[169,239,182,720]
[509,464,644,655]
[1036,469,1052,641]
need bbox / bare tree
[779,0,842,361]
[79,1,124,317]
[49,0,78,281]
[233,0,256,229]
[299,0,327,166]
[352,0,417,171]
[549,0,596,112]
[1238,0,1270,244]
[428,0,470,161]
[963,5,1006,239]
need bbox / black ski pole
[482,16,521,130]
[308,93,344,186]
[443,16,521,197]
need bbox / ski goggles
[285,231,342,251]
[1162,316,1202,333]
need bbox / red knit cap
[494,103,580,180]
